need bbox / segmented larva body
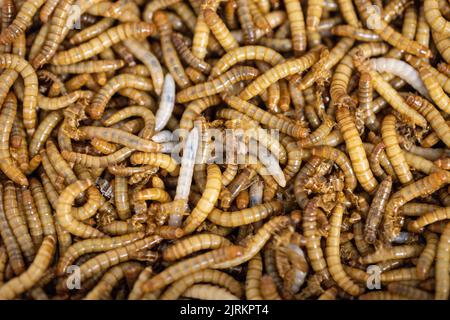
[51,22,155,65]
[176,66,259,103]
[56,179,105,239]
[240,48,322,100]
[0,54,38,136]
[183,164,222,234]
[424,0,450,35]
[331,25,380,41]
[0,184,26,275]
[161,269,242,300]
[163,233,232,262]
[208,201,283,227]
[336,105,378,193]
[0,235,56,300]
[0,0,46,45]
[284,0,306,54]
[383,170,450,241]
[20,187,43,248]
[381,114,413,184]
[416,232,439,280]
[77,235,162,283]
[142,245,244,292]
[260,275,282,300]
[326,201,363,296]
[360,244,424,265]
[0,93,28,185]
[130,152,178,173]
[419,66,450,114]
[409,207,450,232]
[245,253,264,300]
[182,284,239,300]
[203,8,239,52]
[435,222,450,299]
[387,283,433,300]
[364,175,392,244]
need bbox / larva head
[135,22,156,38]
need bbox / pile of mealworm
[0,0,449,301]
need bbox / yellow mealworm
[0,235,56,300]
[20,187,43,248]
[409,207,450,232]
[326,199,363,296]
[381,114,413,184]
[143,245,243,292]
[207,201,282,227]
[182,284,239,300]
[416,232,439,280]
[171,32,211,74]
[419,66,450,114]
[163,233,232,262]
[153,11,191,89]
[360,244,424,264]
[285,0,306,54]
[435,222,450,299]
[176,66,259,103]
[337,104,377,193]
[203,8,239,52]
[161,269,242,300]
[46,140,78,185]
[245,253,263,300]
[425,0,450,35]
[56,179,105,238]
[51,22,155,65]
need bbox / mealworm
[176,66,259,103]
[0,235,56,300]
[260,275,282,300]
[0,184,25,275]
[419,66,450,114]
[0,0,46,45]
[383,170,450,241]
[326,199,363,296]
[245,253,263,300]
[56,179,105,238]
[51,22,155,65]
[171,33,210,75]
[285,0,306,55]
[153,11,191,89]
[203,8,239,52]
[424,0,450,35]
[142,245,243,292]
[435,222,450,299]
[20,187,43,248]
[76,235,162,284]
[416,232,439,280]
[381,114,413,184]
[182,284,239,300]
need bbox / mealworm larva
[381,114,413,184]
[386,283,433,300]
[4,181,36,264]
[20,187,43,248]
[336,104,377,193]
[183,164,221,234]
[182,284,239,300]
[0,0,46,45]
[29,111,62,158]
[360,244,424,265]
[364,176,392,244]
[142,245,243,292]
[114,176,131,220]
[355,0,430,58]
[46,140,77,185]
[176,66,259,103]
[245,253,263,300]
[0,93,28,185]
[336,0,359,27]
[416,232,439,280]
[130,152,178,173]
[87,74,154,119]
[61,147,134,168]
[51,22,155,65]
[69,17,115,45]
[239,48,321,101]
[236,0,256,44]
[0,184,25,275]
[285,0,306,54]
[435,222,450,299]
[153,11,191,89]
[31,0,73,68]
[298,114,334,148]
[154,74,175,132]
[425,0,450,36]
[161,268,243,300]
[56,179,105,238]
[419,66,450,114]
[223,95,309,139]
[384,170,450,241]
[77,235,162,284]
[0,235,56,300]
[134,187,171,203]
[0,54,38,136]
[49,60,125,75]
[409,207,450,232]
[208,201,282,227]
[326,200,363,296]
[163,233,232,262]
[29,178,56,238]
[359,291,410,300]
[331,25,380,41]
[171,33,210,73]
[260,275,282,300]
[203,8,239,52]
[85,262,143,300]
[78,126,161,153]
